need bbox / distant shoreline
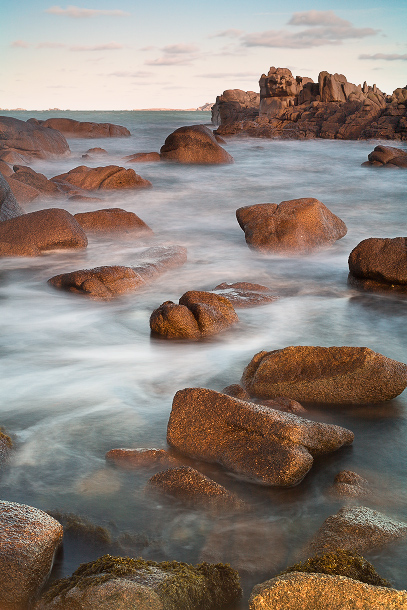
[0,108,212,113]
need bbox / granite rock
[0,116,70,160]
[160,125,233,164]
[73,208,153,235]
[52,165,152,191]
[38,118,130,138]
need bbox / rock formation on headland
[212,67,407,140]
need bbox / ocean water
[1,110,407,604]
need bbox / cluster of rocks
[212,67,407,141]
[362,144,407,168]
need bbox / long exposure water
[1,110,407,605]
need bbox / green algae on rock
[36,554,242,610]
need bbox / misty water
[1,110,407,604]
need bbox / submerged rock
[348,237,407,293]
[160,125,234,164]
[35,554,242,610]
[0,208,88,257]
[249,572,407,610]
[52,165,152,191]
[212,282,278,307]
[106,448,180,470]
[236,198,347,254]
[73,208,153,235]
[38,117,130,138]
[0,500,63,610]
[241,346,407,404]
[329,470,370,498]
[167,388,353,486]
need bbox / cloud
[209,29,243,38]
[359,53,407,61]
[162,43,199,54]
[145,43,201,66]
[109,70,154,77]
[37,42,66,48]
[242,10,379,49]
[145,55,193,66]
[288,10,350,27]
[11,40,30,48]
[45,5,130,18]
[70,42,123,51]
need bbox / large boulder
[37,118,130,138]
[0,116,70,160]
[35,554,242,610]
[236,198,347,254]
[51,165,152,191]
[73,208,153,235]
[348,237,407,292]
[364,145,407,168]
[0,208,88,257]
[0,171,26,220]
[0,500,63,610]
[9,165,61,196]
[304,505,407,557]
[241,346,407,404]
[160,125,234,164]
[167,388,354,487]
[150,290,239,339]
[249,572,407,610]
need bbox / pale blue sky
[2,0,406,109]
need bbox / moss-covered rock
[279,549,392,587]
[36,554,242,610]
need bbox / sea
[1,110,407,605]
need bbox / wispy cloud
[45,5,130,18]
[162,43,199,54]
[146,55,193,66]
[209,29,244,39]
[242,10,379,49]
[108,70,154,77]
[11,40,30,48]
[37,42,66,48]
[359,53,407,61]
[145,43,200,66]
[70,42,123,51]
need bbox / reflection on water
[1,111,407,602]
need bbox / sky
[1,0,406,110]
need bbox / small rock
[51,165,152,192]
[73,208,153,235]
[329,470,370,498]
[212,282,278,307]
[123,152,161,163]
[48,266,145,299]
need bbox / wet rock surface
[73,208,153,235]
[0,500,63,610]
[0,116,70,160]
[249,572,407,610]
[212,282,278,307]
[241,345,407,404]
[52,165,152,191]
[150,290,239,339]
[167,388,354,486]
[236,198,347,254]
[329,470,370,498]
[0,208,88,257]
[38,118,130,138]
[160,125,234,164]
[348,237,407,293]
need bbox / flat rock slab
[160,124,234,164]
[212,282,278,307]
[0,208,88,257]
[147,466,246,512]
[348,237,407,292]
[305,505,407,557]
[167,388,354,486]
[150,290,239,339]
[241,345,407,404]
[73,208,153,235]
[0,500,63,610]
[38,118,130,138]
[35,554,242,610]
[236,198,347,254]
[0,116,70,160]
[52,165,151,191]
[249,572,407,610]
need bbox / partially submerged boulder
[236,198,347,254]
[249,572,407,610]
[35,554,242,610]
[0,116,70,160]
[241,346,407,404]
[0,208,88,257]
[167,388,354,486]
[0,500,63,610]
[0,171,25,221]
[329,470,370,498]
[160,125,234,164]
[348,237,407,293]
[212,282,278,307]
[363,145,407,168]
[37,117,130,138]
[73,208,153,235]
[51,165,152,191]
[150,290,238,340]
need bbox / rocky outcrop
[236,198,347,254]
[36,117,130,138]
[51,165,152,191]
[348,237,407,293]
[106,448,180,469]
[241,346,407,404]
[249,572,407,610]
[363,145,407,168]
[73,208,153,235]
[304,505,407,557]
[160,125,233,164]
[214,68,407,141]
[0,172,25,221]
[147,466,246,511]
[48,245,187,299]
[150,291,239,339]
[211,90,260,125]
[167,388,354,487]
[0,116,70,160]
[35,554,242,610]
[0,500,63,610]
[0,208,88,257]
[211,282,278,307]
